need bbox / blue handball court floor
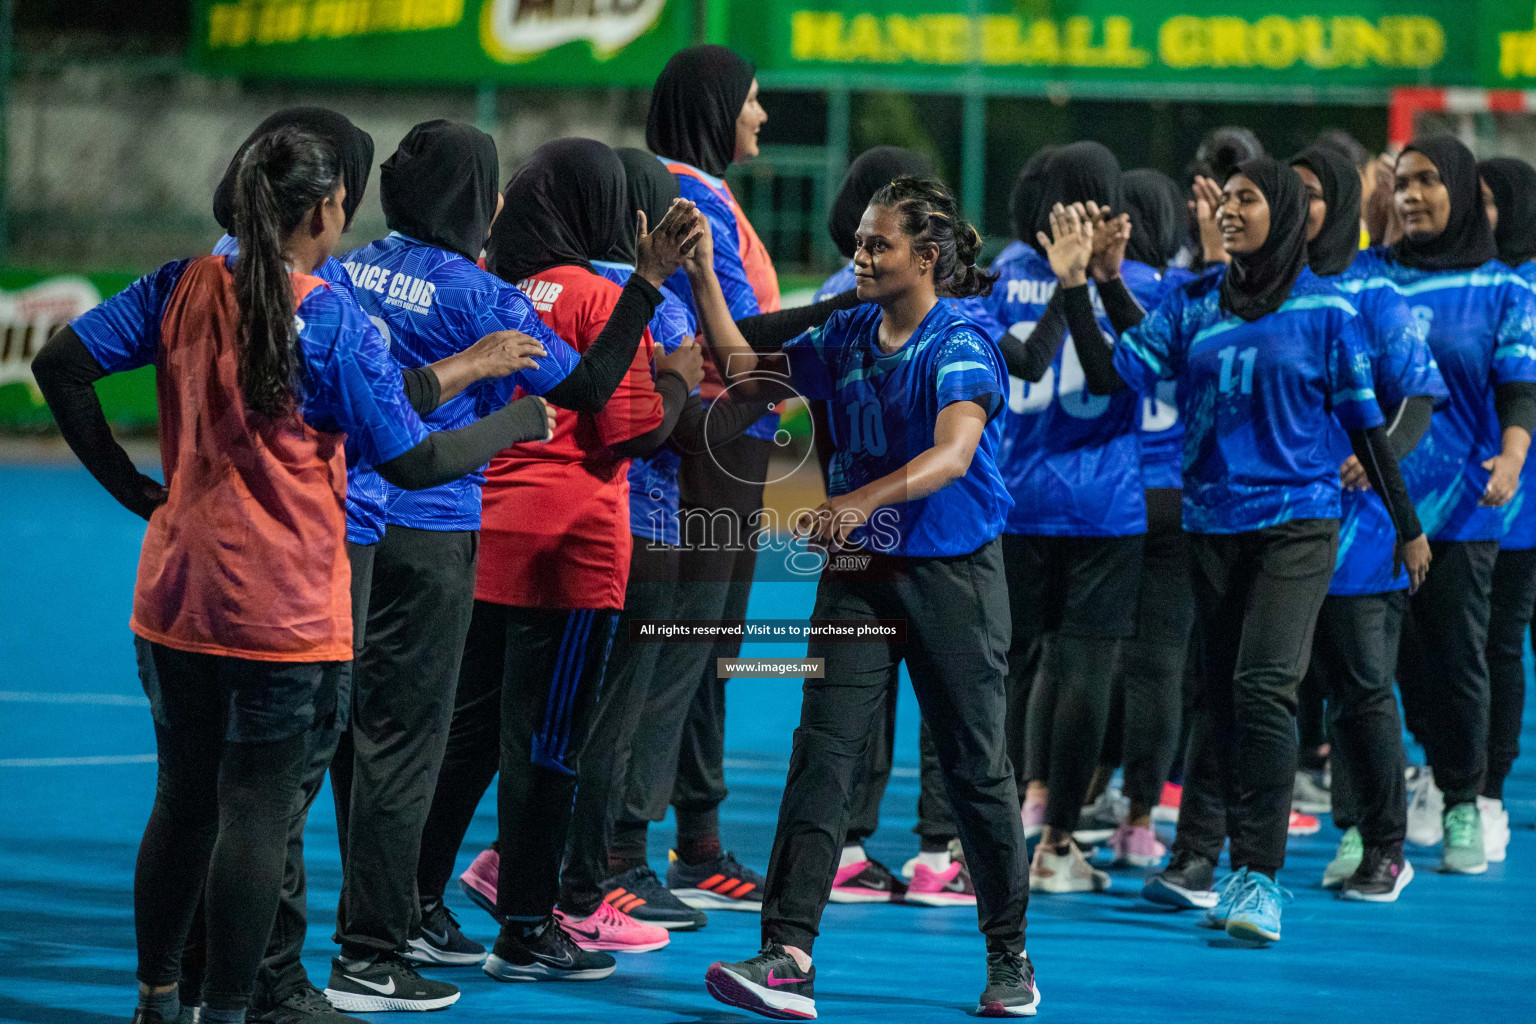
[2,463,1534,1024]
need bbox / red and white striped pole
[1389,86,1536,149]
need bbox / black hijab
[214,107,374,231]
[380,120,499,264]
[1009,146,1057,242]
[488,138,627,285]
[1030,142,1123,256]
[1478,156,1536,267]
[1219,157,1309,322]
[646,45,755,178]
[1391,137,1497,272]
[605,147,681,264]
[1122,168,1186,271]
[1291,144,1361,277]
[829,146,935,259]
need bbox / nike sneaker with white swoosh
[705,944,816,1020]
[482,915,618,981]
[555,901,670,952]
[323,954,460,1012]
[405,899,486,966]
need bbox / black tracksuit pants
[760,541,1028,955]
[332,525,479,957]
[1098,488,1196,811]
[614,436,770,857]
[1397,540,1499,810]
[1308,591,1409,848]
[415,601,619,921]
[559,540,680,913]
[1007,532,1143,832]
[1483,545,1536,801]
[1173,519,1338,876]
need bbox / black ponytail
[869,176,997,299]
[232,126,341,420]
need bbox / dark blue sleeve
[68,259,192,373]
[934,328,1006,420]
[782,323,836,402]
[299,287,430,467]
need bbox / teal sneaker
[1322,827,1363,889]
[1224,872,1292,943]
[1440,803,1488,875]
[1198,867,1250,930]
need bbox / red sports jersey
[132,256,352,662]
[476,265,663,610]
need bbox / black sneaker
[482,916,617,982]
[1141,850,1218,910]
[1340,845,1416,903]
[705,944,816,1020]
[601,865,708,931]
[976,951,1041,1017]
[829,854,908,904]
[323,954,460,1012]
[667,850,766,913]
[405,900,487,966]
[247,981,370,1023]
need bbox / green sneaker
[1440,803,1487,875]
[1322,827,1363,889]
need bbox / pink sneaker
[458,848,501,922]
[1288,810,1321,836]
[1021,801,1046,840]
[904,854,977,907]
[830,857,907,903]
[555,901,670,953]
[1108,823,1166,867]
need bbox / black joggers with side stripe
[415,601,619,922]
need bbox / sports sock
[838,844,866,869]
[138,987,180,1023]
[676,806,721,865]
[915,849,952,872]
[196,1007,245,1023]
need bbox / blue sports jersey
[339,233,582,532]
[593,259,697,546]
[658,159,778,442]
[1358,249,1536,542]
[783,301,1012,557]
[983,242,1145,536]
[1328,257,1449,594]
[214,234,401,544]
[1114,266,1384,534]
[1138,263,1197,490]
[1499,260,1536,550]
[71,256,428,473]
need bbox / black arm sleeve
[375,395,550,491]
[1061,284,1130,395]
[606,371,692,459]
[400,366,442,416]
[540,276,664,414]
[1495,381,1536,436]
[997,291,1066,383]
[1096,275,1148,335]
[1383,394,1434,461]
[33,327,165,520]
[667,391,778,456]
[735,289,863,353]
[1348,424,1423,542]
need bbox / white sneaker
[1029,840,1111,894]
[1478,796,1510,863]
[1405,766,1444,847]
